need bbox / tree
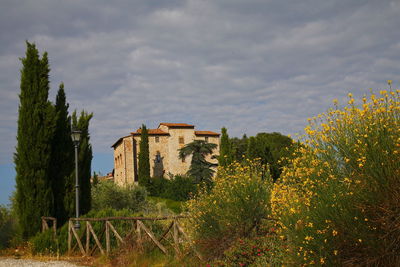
[230,134,248,162]
[246,132,294,181]
[218,127,233,167]
[14,42,56,238]
[64,111,93,217]
[138,124,150,186]
[50,83,74,225]
[179,140,217,186]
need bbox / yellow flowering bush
[273,86,400,266]
[184,159,273,259]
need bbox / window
[181,157,185,163]
[155,136,159,143]
[156,151,161,163]
[179,136,184,144]
[205,136,209,142]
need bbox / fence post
[86,221,90,256]
[136,220,142,250]
[68,220,72,254]
[106,221,110,255]
[173,220,180,256]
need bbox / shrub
[273,88,400,265]
[184,160,273,259]
[91,181,148,212]
[161,175,197,201]
[0,205,17,249]
[147,175,197,202]
[147,177,170,197]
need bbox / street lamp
[71,129,81,229]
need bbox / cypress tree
[67,111,93,216]
[14,42,56,238]
[219,127,233,166]
[50,83,74,225]
[138,124,150,186]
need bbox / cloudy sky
[1,0,400,204]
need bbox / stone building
[112,123,220,186]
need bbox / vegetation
[218,127,233,167]
[273,87,400,265]
[91,181,148,212]
[50,83,74,226]
[14,42,93,239]
[0,205,17,249]
[14,42,56,238]
[147,175,197,202]
[184,159,273,259]
[70,111,93,215]
[179,140,217,186]
[138,124,150,187]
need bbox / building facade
[112,123,220,186]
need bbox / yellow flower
[332,230,338,236]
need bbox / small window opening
[156,151,161,163]
[205,136,209,142]
[179,136,184,144]
[155,136,159,143]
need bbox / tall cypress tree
[65,111,93,216]
[138,124,150,186]
[50,83,74,225]
[219,127,233,167]
[14,42,56,238]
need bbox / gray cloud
[0,0,400,165]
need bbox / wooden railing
[41,216,57,237]
[67,216,202,259]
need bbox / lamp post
[71,129,81,229]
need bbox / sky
[1,0,400,205]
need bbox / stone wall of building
[112,123,220,186]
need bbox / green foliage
[230,134,248,162]
[30,208,135,255]
[138,124,150,186]
[50,83,74,226]
[30,229,58,255]
[161,175,197,201]
[146,176,170,197]
[147,197,183,214]
[14,42,56,239]
[179,140,217,186]
[65,110,93,217]
[184,160,273,259]
[213,227,286,267]
[0,205,17,249]
[218,127,233,167]
[147,175,197,203]
[91,181,148,212]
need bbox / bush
[147,175,197,202]
[184,160,273,259]
[91,181,148,212]
[0,205,17,249]
[146,177,170,197]
[161,175,197,201]
[273,88,400,265]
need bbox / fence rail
[65,215,202,260]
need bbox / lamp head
[71,130,82,144]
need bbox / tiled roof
[195,131,220,136]
[132,128,169,135]
[159,123,194,128]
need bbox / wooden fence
[66,216,202,260]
